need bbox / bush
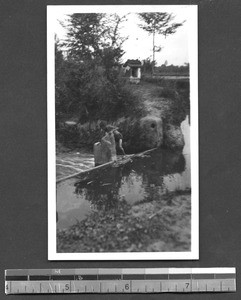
[56,59,145,126]
[176,79,189,90]
[159,87,177,99]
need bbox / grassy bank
[129,78,189,125]
[56,78,190,152]
[57,189,191,253]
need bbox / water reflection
[57,115,190,229]
[74,149,186,207]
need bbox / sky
[50,5,196,66]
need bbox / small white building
[123,59,142,84]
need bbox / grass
[57,189,191,253]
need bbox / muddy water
[57,115,191,230]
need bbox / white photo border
[47,5,199,260]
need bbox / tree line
[55,12,183,127]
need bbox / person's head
[99,121,107,133]
[106,126,113,134]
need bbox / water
[56,152,94,181]
[56,115,191,230]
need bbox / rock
[65,121,78,126]
[139,115,163,149]
[116,115,163,153]
[164,124,185,150]
[63,114,185,152]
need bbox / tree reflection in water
[74,149,186,211]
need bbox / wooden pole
[56,148,158,184]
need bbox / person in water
[112,129,126,156]
[99,122,126,156]
[100,125,117,162]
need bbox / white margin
[47,5,199,261]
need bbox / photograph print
[47,5,198,260]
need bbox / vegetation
[55,13,190,151]
[57,189,191,253]
[155,63,189,76]
[55,13,143,128]
[56,13,191,253]
[138,13,184,70]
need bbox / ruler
[5,268,236,294]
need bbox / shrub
[159,87,177,99]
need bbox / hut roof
[123,59,142,68]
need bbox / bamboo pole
[56,147,158,184]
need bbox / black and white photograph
[47,5,198,260]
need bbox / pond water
[56,152,94,181]
[56,115,191,230]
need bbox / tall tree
[56,13,140,124]
[61,13,128,64]
[138,13,184,72]
[61,13,105,61]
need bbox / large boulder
[60,115,185,153]
[113,115,163,153]
[139,115,163,149]
[163,124,185,150]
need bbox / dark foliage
[55,13,143,134]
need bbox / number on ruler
[186,283,189,288]
[65,284,70,291]
[125,284,129,290]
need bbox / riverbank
[56,78,189,153]
[57,189,191,253]
[56,78,191,253]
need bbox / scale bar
[5,268,236,294]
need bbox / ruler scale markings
[5,268,236,294]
